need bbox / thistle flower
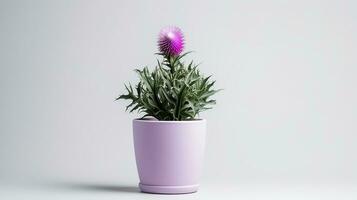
[158,26,184,56]
[118,27,220,120]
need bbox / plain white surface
[1,182,357,200]
[0,0,356,199]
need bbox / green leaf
[116,51,221,120]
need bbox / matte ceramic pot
[133,118,206,194]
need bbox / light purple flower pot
[133,118,206,194]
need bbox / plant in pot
[116,26,220,194]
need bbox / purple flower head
[158,26,184,56]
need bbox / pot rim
[133,118,206,124]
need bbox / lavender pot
[133,119,206,194]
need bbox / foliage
[116,52,220,121]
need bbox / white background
[0,0,356,199]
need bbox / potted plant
[116,26,220,194]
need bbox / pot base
[139,183,199,194]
